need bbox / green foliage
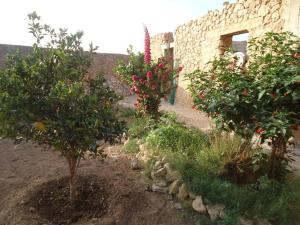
[118,107,137,118]
[115,43,182,117]
[122,138,139,154]
[0,12,125,201]
[146,123,209,157]
[127,116,156,139]
[187,32,300,141]
[114,46,145,85]
[187,32,300,180]
[137,113,299,225]
[180,161,300,225]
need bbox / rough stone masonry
[150,0,300,144]
[151,0,300,106]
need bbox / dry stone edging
[134,143,273,224]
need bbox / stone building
[151,0,300,106]
[150,0,300,143]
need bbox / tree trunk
[268,135,287,180]
[66,154,80,204]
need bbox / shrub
[146,123,209,157]
[0,12,125,203]
[122,138,140,154]
[115,27,182,117]
[187,32,300,180]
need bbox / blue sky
[0,0,237,54]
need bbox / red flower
[144,26,151,65]
[271,92,276,98]
[132,75,139,82]
[177,66,183,72]
[146,71,153,79]
[242,89,249,96]
[256,128,264,134]
[158,63,164,69]
[198,92,205,100]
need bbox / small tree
[0,12,125,202]
[115,26,182,117]
[187,32,300,180]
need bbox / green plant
[0,12,125,203]
[187,32,300,180]
[177,160,300,225]
[122,138,140,153]
[146,123,209,157]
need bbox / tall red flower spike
[144,26,151,65]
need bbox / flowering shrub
[115,26,182,117]
[187,32,300,180]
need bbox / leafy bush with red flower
[187,32,300,180]
[115,27,182,117]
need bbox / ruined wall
[151,32,174,61]
[151,0,300,105]
[0,44,130,96]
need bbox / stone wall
[0,44,130,96]
[151,0,300,105]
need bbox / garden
[0,12,300,225]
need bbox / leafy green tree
[0,12,125,202]
[187,32,300,180]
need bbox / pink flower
[177,66,183,72]
[147,71,153,79]
[158,63,164,69]
[144,26,151,65]
[132,75,139,82]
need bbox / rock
[207,204,225,222]
[161,156,168,163]
[136,144,151,163]
[153,178,168,187]
[189,192,196,200]
[139,143,147,152]
[164,163,172,173]
[124,139,130,146]
[166,171,181,183]
[254,218,272,225]
[152,184,168,193]
[177,183,189,201]
[174,202,183,210]
[192,196,207,214]
[239,217,254,225]
[153,160,164,170]
[151,167,167,179]
[169,180,180,195]
[130,157,140,170]
[219,209,226,219]
[29,207,36,213]
[20,200,25,205]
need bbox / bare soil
[0,139,194,225]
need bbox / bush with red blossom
[115,27,182,117]
[187,32,300,180]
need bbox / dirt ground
[0,139,195,225]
